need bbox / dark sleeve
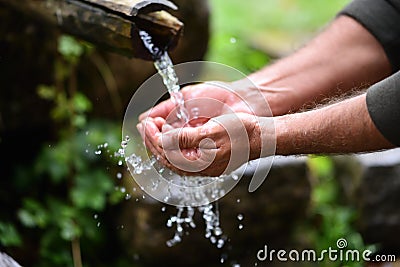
[366,71,400,146]
[339,0,400,72]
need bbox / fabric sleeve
[366,71,400,146]
[339,0,400,72]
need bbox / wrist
[274,115,292,156]
[249,116,276,160]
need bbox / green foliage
[206,0,350,74]
[15,119,124,266]
[305,156,372,267]
[0,222,22,247]
[4,35,126,267]
[58,35,91,65]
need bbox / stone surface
[335,148,400,254]
[119,157,311,266]
[0,252,22,267]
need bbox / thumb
[138,99,175,121]
[159,127,202,150]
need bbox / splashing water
[153,51,190,123]
[139,30,189,122]
[119,31,227,248]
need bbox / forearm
[273,94,395,156]
[247,16,391,116]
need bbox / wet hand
[138,113,272,177]
[138,82,263,123]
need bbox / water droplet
[93,214,98,219]
[236,198,241,203]
[237,214,244,221]
[125,194,131,200]
[238,224,243,230]
[232,264,240,267]
[85,149,89,153]
[97,222,101,227]
[217,239,225,248]
[210,236,217,244]
[230,37,237,44]
[161,207,166,212]
[85,131,89,136]
[95,150,102,155]
[120,187,126,193]
[116,173,122,179]
[220,254,227,263]
[118,160,123,166]
[214,227,222,236]
[121,140,128,148]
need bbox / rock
[355,149,400,253]
[0,252,22,267]
[118,156,311,266]
[334,148,400,254]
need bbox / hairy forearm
[273,94,394,156]
[247,16,391,116]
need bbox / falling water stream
[121,31,227,248]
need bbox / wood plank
[0,0,183,59]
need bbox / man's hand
[139,81,272,123]
[137,113,272,177]
[139,83,239,121]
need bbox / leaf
[35,142,71,183]
[73,92,92,113]
[70,170,113,210]
[18,199,49,228]
[0,222,22,247]
[72,114,87,128]
[60,219,81,241]
[37,84,56,100]
[58,35,84,63]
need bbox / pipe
[0,0,183,60]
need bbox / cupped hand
[138,113,266,177]
[138,81,269,123]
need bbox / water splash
[123,30,227,249]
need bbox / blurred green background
[0,0,370,266]
[206,0,350,73]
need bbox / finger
[161,123,175,133]
[159,127,203,150]
[139,99,176,121]
[153,117,166,130]
[137,122,157,154]
[163,148,215,174]
[142,119,163,155]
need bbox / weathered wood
[82,0,177,16]
[0,0,183,59]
